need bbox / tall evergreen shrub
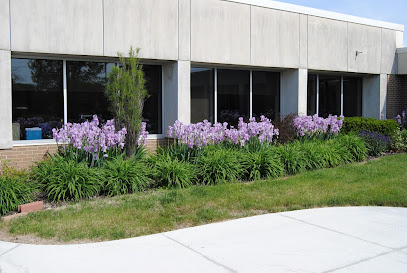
[106,47,148,157]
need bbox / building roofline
[223,0,404,32]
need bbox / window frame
[191,65,281,124]
[11,54,165,145]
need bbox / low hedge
[342,117,399,137]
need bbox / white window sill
[12,135,166,147]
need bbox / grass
[1,153,407,243]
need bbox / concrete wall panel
[10,0,103,55]
[308,16,348,71]
[363,74,387,119]
[0,0,10,50]
[179,0,191,61]
[299,14,308,69]
[347,23,381,74]
[281,68,307,116]
[191,0,250,65]
[251,6,299,68]
[104,0,178,60]
[398,52,407,75]
[0,50,12,149]
[381,29,398,74]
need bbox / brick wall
[387,75,407,119]
[0,138,172,170]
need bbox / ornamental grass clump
[52,115,144,167]
[241,147,284,181]
[33,155,102,202]
[101,158,150,196]
[277,141,308,175]
[0,175,34,216]
[151,153,197,189]
[293,114,344,138]
[197,149,244,185]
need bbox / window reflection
[252,71,280,120]
[67,61,114,123]
[343,77,362,117]
[319,75,341,118]
[217,69,250,126]
[191,67,214,123]
[143,65,162,134]
[12,58,63,140]
[307,74,317,116]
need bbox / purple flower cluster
[394,110,406,128]
[138,122,149,146]
[293,114,344,137]
[168,116,279,149]
[52,115,127,155]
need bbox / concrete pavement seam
[321,249,397,273]
[0,244,21,257]
[280,214,395,250]
[161,234,237,273]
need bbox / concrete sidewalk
[1,207,407,273]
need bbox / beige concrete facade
[0,0,405,151]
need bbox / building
[0,0,407,169]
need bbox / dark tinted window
[343,77,362,117]
[67,61,114,123]
[12,58,63,140]
[143,65,162,134]
[191,67,214,123]
[217,69,250,126]
[307,74,317,116]
[252,71,280,120]
[319,75,341,117]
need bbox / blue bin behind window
[26,127,42,140]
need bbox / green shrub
[0,176,34,216]
[33,155,102,202]
[401,130,407,151]
[152,154,196,189]
[335,134,368,162]
[342,117,399,137]
[101,158,150,196]
[241,147,284,180]
[197,149,243,185]
[277,142,308,175]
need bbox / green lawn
[1,153,407,243]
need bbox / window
[217,69,250,126]
[252,71,280,120]
[307,74,362,117]
[11,57,164,141]
[307,74,317,116]
[191,67,214,123]
[12,58,63,140]
[191,67,280,126]
[343,77,362,117]
[143,65,163,134]
[67,61,115,123]
[319,75,341,117]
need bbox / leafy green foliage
[106,47,148,157]
[277,142,308,175]
[152,154,197,189]
[158,143,201,163]
[197,149,244,185]
[342,117,399,137]
[32,155,102,202]
[241,147,284,180]
[335,134,368,162]
[0,175,34,216]
[101,158,150,196]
